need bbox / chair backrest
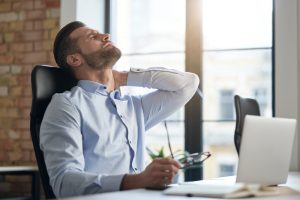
[234,95,260,155]
[30,65,77,198]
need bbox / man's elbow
[51,172,76,198]
[187,73,200,92]
[55,176,83,198]
[176,72,199,101]
[191,73,200,90]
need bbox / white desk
[59,172,300,200]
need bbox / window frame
[105,0,275,181]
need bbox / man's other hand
[121,158,181,190]
[112,70,128,89]
[140,157,181,188]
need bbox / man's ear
[66,54,82,68]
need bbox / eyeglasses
[164,121,211,170]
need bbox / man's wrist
[119,71,128,86]
[120,173,146,190]
[113,70,128,89]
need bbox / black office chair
[234,95,260,155]
[30,65,77,199]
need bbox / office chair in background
[30,65,77,198]
[234,95,260,155]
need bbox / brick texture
[0,0,60,198]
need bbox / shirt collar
[78,80,108,95]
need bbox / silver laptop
[164,115,297,197]
[236,115,297,185]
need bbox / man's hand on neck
[75,66,128,92]
[112,70,128,90]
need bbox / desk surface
[0,166,38,173]
[59,172,300,200]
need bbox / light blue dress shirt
[40,67,199,197]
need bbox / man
[40,21,199,197]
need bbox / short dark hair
[53,21,86,69]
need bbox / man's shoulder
[51,86,83,103]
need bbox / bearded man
[40,21,199,197]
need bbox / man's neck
[76,67,115,92]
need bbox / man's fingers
[150,178,172,188]
[153,158,181,169]
[152,163,179,175]
[145,158,181,188]
[145,163,180,188]
[152,174,173,186]
[152,170,173,178]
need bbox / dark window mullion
[104,0,111,34]
[185,0,203,181]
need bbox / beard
[81,46,121,70]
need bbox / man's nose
[102,34,110,42]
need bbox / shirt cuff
[127,67,181,87]
[94,174,125,192]
[127,68,148,87]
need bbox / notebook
[236,115,297,185]
[164,116,297,198]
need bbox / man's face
[69,26,121,69]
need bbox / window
[107,0,273,181]
[109,0,186,181]
[202,0,273,179]
[219,164,235,177]
[219,89,234,120]
[254,88,269,116]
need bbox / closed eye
[90,35,96,40]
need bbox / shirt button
[129,140,132,144]
[120,115,123,118]
[134,168,138,171]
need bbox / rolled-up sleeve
[40,94,124,197]
[127,67,199,130]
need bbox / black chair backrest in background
[234,95,261,156]
[30,65,77,198]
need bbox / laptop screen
[236,115,296,185]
